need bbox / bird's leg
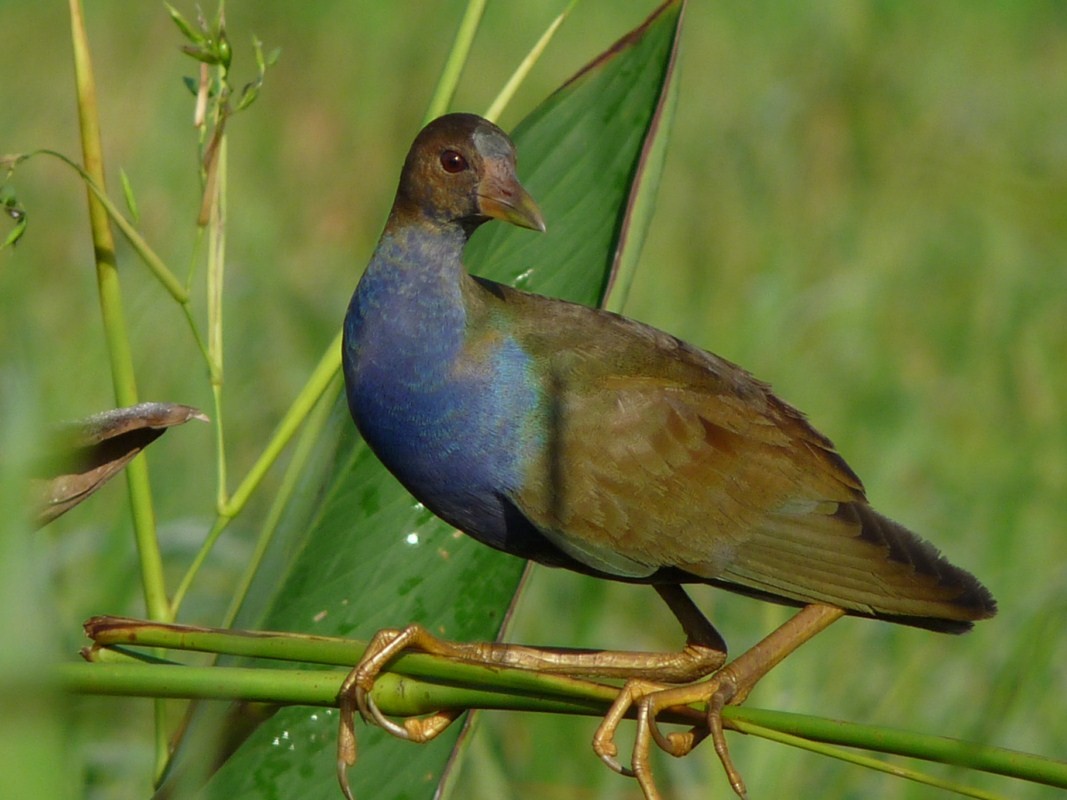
[591,584,727,774]
[341,585,728,725]
[335,584,728,798]
[597,602,845,800]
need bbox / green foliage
[1,2,1065,799]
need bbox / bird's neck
[344,218,477,394]
[365,220,467,326]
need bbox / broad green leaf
[163,3,684,799]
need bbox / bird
[338,112,997,799]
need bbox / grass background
[1,1,1065,798]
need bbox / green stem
[483,0,579,123]
[733,719,1007,800]
[68,0,169,624]
[68,0,172,778]
[731,707,1067,790]
[222,374,341,627]
[223,329,343,518]
[60,661,342,707]
[61,645,1067,792]
[208,136,229,509]
[424,0,487,122]
[170,332,343,612]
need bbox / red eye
[440,149,469,173]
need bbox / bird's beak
[478,163,546,233]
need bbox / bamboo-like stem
[68,0,172,777]
[67,1,169,623]
[62,637,1067,793]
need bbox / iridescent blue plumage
[343,222,543,548]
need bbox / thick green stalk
[76,617,1067,792]
[58,662,608,719]
[61,662,341,707]
[68,0,171,778]
[732,707,1067,790]
[67,0,168,624]
[64,642,1067,793]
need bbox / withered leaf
[32,402,208,528]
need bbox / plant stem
[62,642,1067,792]
[733,719,1007,800]
[222,374,341,627]
[60,661,342,707]
[208,135,229,510]
[732,707,1067,791]
[424,0,487,122]
[170,332,343,613]
[68,0,169,624]
[483,0,579,123]
[68,0,172,778]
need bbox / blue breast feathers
[343,230,542,546]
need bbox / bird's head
[392,113,546,235]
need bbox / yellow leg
[335,584,728,799]
[336,591,845,800]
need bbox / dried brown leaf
[32,402,208,528]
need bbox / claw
[706,687,748,799]
[360,689,414,739]
[336,695,358,800]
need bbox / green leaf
[161,2,684,798]
[181,44,222,66]
[1,206,26,250]
[118,168,139,223]
[164,2,205,47]
[1,184,27,250]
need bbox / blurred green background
[2,1,1065,798]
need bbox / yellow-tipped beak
[478,168,546,233]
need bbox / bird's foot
[592,672,746,800]
[335,624,466,800]
[591,603,847,799]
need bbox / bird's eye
[439,150,469,173]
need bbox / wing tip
[852,503,998,632]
